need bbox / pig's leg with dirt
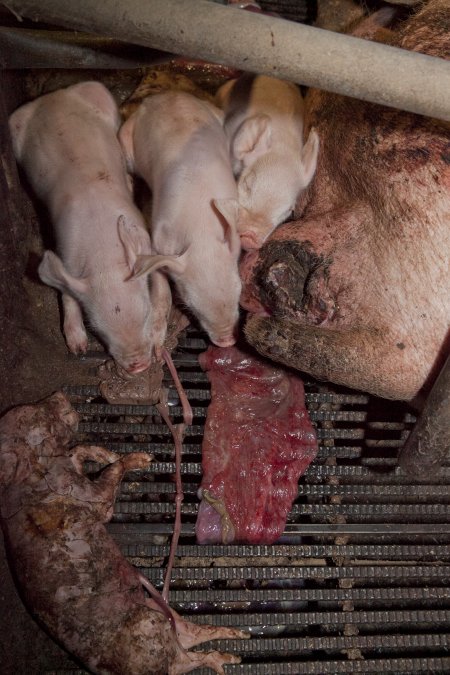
[246,317,412,399]
[70,445,152,520]
[61,294,89,354]
[70,444,120,472]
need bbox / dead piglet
[216,74,319,250]
[0,392,247,674]
[241,1,450,401]
[119,91,242,348]
[9,81,163,374]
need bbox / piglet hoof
[173,610,250,649]
[170,649,241,675]
[120,452,153,472]
[64,327,89,355]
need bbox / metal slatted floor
[54,329,450,674]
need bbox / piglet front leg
[70,444,120,473]
[70,446,152,521]
[62,293,88,354]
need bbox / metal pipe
[2,0,450,121]
[0,27,174,69]
[398,355,450,479]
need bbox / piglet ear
[118,215,151,271]
[38,251,88,298]
[130,251,188,280]
[299,128,320,188]
[118,116,136,173]
[232,113,272,166]
[212,198,240,251]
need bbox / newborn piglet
[216,74,319,250]
[9,81,162,374]
[0,392,248,674]
[119,90,242,348]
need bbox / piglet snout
[240,231,263,251]
[125,359,152,375]
[211,335,237,348]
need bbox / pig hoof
[65,329,89,355]
[121,452,153,471]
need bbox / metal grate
[55,328,450,673]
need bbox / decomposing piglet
[216,74,319,250]
[0,392,247,674]
[9,81,167,373]
[240,1,450,401]
[119,91,242,348]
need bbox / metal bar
[3,0,450,120]
[0,27,173,68]
[78,403,373,423]
[107,477,450,499]
[79,421,409,442]
[208,632,450,654]
[399,355,450,479]
[44,658,450,675]
[67,384,372,406]
[97,443,385,462]
[73,401,378,418]
[90,457,450,483]
[186,608,450,627]
[122,541,450,559]
[161,586,450,604]
[140,564,450,582]
[113,500,450,521]
[108,520,450,535]
[221,659,450,675]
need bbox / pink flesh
[162,347,193,426]
[195,345,318,544]
[139,573,176,632]
[158,349,193,603]
[212,336,237,348]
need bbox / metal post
[398,356,450,479]
[2,0,450,120]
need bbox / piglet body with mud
[0,392,246,674]
[9,81,167,373]
[119,91,242,347]
[216,74,319,250]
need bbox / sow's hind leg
[245,315,422,400]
